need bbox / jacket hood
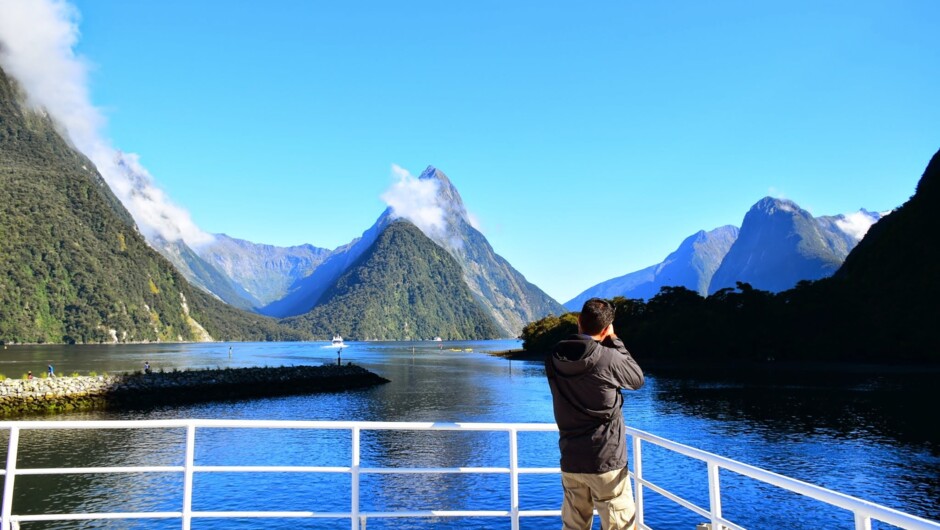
[552,334,601,376]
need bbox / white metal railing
[0,420,936,530]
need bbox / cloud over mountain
[381,164,448,241]
[834,209,885,241]
[0,0,212,247]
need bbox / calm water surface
[0,340,936,529]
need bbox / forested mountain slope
[0,66,309,343]
[283,221,501,341]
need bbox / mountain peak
[419,165,441,179]
[407,165,470,233]
[752,196,800,214]
[396,166,564,333]
[419,165,459,200]
[709,196,849,294]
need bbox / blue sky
[45,1,940,302]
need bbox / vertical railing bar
[855,512,872,530]
[1,427,20,530]
[351,426,360,530]
[182,424,196,530]
[509,428,520,530]
[707,461,722,529]
[632,435,644,529]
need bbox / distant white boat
[332,335,344,346]
[434,337,442,342]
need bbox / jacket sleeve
[606,337,645,390]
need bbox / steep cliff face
[824,149,940,359]
[566,225,739,309]
[709,198,860,294]
[0,66,308,343]
[836,150,939,284]
[409,167,565,336]
[151,236,260,311]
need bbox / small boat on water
[433,336,442,342]
[332,335,344,347]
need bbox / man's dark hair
[579,298,615,336]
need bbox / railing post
[1,427,20,530]
[707,461,722,530]
[351,426,360,530]
[854,512,872,530]
[509,428,520,530]
[182,423,196,530]
[631,435,644,529]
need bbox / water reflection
[0,342,936,529]
[650,372,939,448]
[0,422,186,528]
[642,371,940,526]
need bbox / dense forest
[0,66,310,344]
[523,149,940,365]
[283,221,502,341]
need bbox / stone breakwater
[0,364,390,417]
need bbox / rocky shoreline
[0,364,389,417]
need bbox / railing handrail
[623,425,940,530]
[0,419,936,530]
[0,419,560,431]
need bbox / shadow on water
[647,367,940,449]
[640,366,940,527]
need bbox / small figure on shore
[337,348,343,366]
[144,361,152,374]
[27,371,33,380]
[47,364,55,378]
[229,346,233,358]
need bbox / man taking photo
[545,297,645,530]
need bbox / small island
[0,364,390,417]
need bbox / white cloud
[391,163,411,181]
[0,0,212,248]
[115,152,215,247]
[381,164,447,239]
[467,211,483,231]
[835,210,880,241]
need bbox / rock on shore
[0,364,389,417]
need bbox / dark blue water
[0,341,937,529]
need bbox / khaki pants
[561,467,637,530]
